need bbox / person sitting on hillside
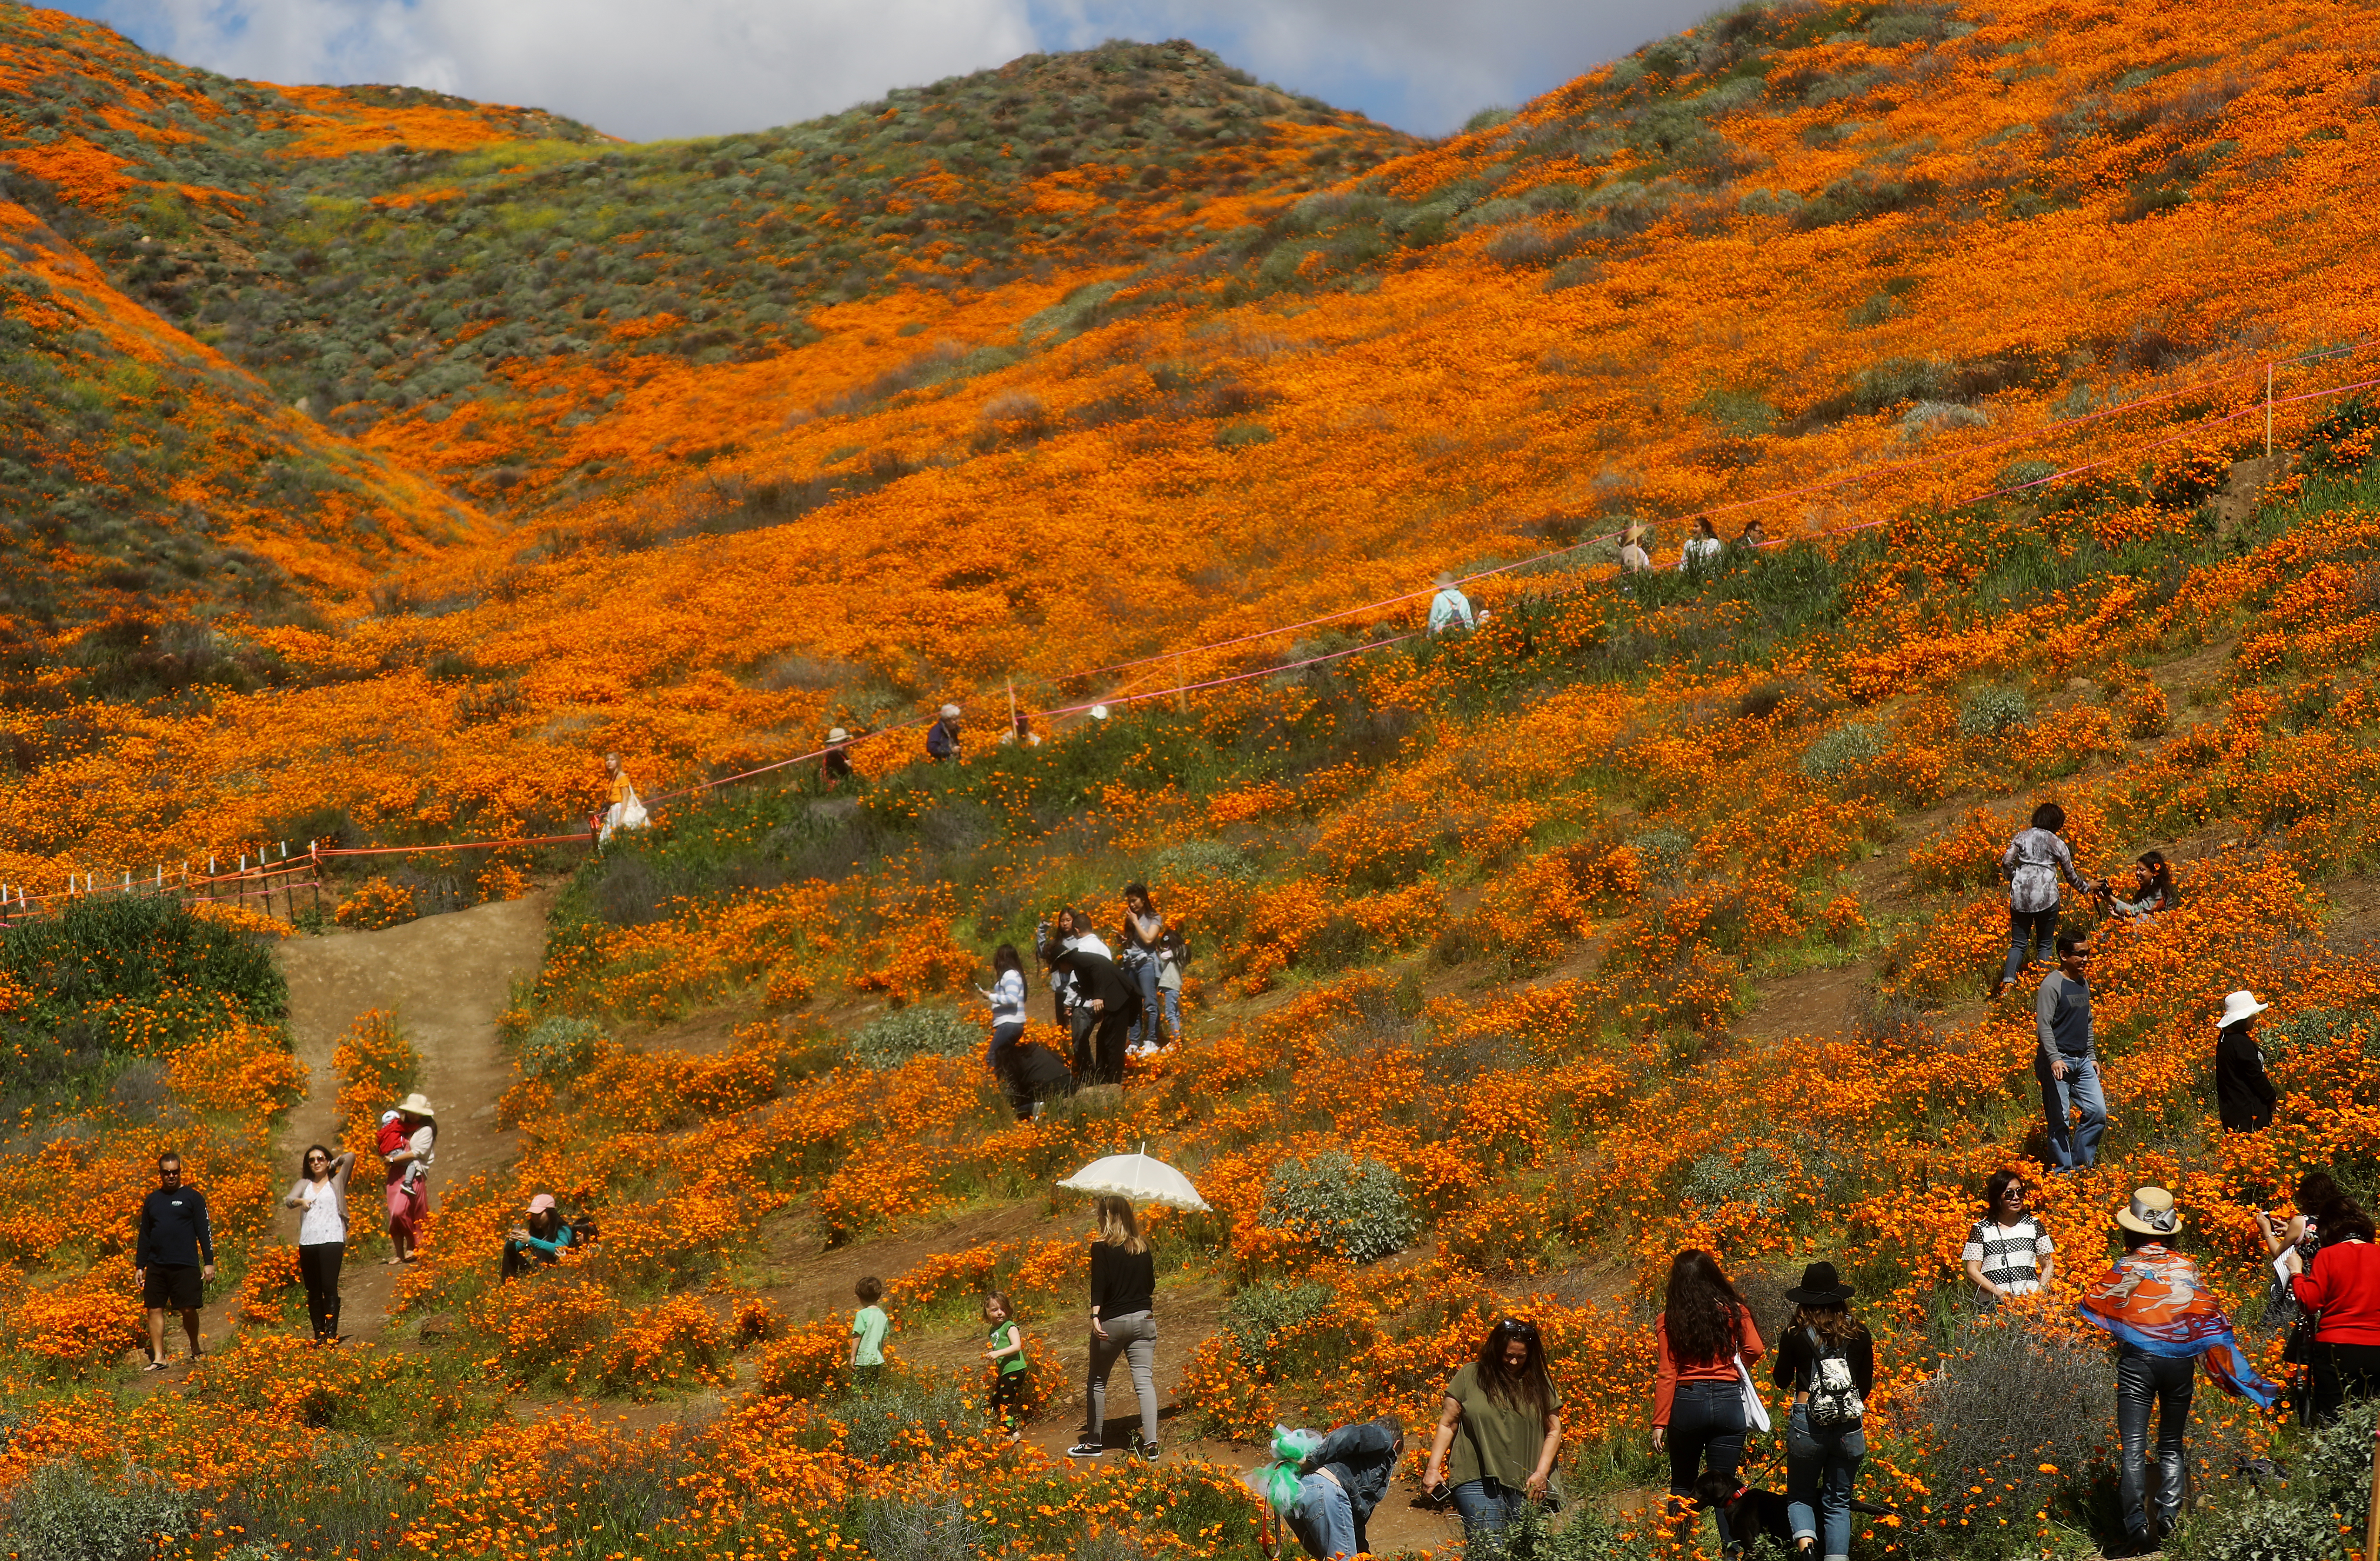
[1738,520,1769,551]
[926,704,963,762]
[999,710,1043,747]
[501,1194,573,1281]
[1286,1416,1404,1560]
[2104,851,2179,921]
[1679,517,1723,571]
[1619,524,1652,573]
[1428,573,1475,635]
[820,727,854,786]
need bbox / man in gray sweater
[2035,931,2107,1170]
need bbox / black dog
[1694,1475,1898,1555]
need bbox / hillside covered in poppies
[10,0,2380,1557]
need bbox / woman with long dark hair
[1652,1249,1762,1554]
[1117,883,1177,1056]
[281,1143,354,1342]
[983,943,1029,1111]
[2107,850,2179,920]
[1421,1316,1563,1545]
[2293,1181,2380,1423]
[1770,1263,1872,1561]
[1036,907,1081,1029]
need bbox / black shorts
[142,1263,203,1311]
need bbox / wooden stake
[2266,363,2275,459]
[1176,655,1187,714]
[1006,679,1018,737]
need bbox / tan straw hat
[1623,523,1649,544]
[2115,1186,2183,1237]
[396,1092,435,1119]
[827,727,850,743]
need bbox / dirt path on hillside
[267,894,552,1342]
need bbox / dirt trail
[267,893,552,1341]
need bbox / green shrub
[1799,722,1886,783]
[1152,838,1255,884]
[849,1004,978,1070]
[2174,1498,2348,1561]
[2269,1007,2379,1060]
[1627,829,1693,886]
[2300,1394,2380,1508]
[1222,1280,1333,1352]
[517,1014,603,1079]
[1957,686,2032,737]
[1260,1150,1416,1263]
[858,1495,981,1561]
[0,894,287,1029]
[824,1374,975,1464]
[2,1457,194,1561]
[1680,1146,1795,1214]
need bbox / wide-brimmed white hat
[827,727,849,743]
[2116,1186,2183,1237]
[2216,990,2270,1030]
[396,1092,435,1119]
[1089,704,1110,721]
[939,703,961,719]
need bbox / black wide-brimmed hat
[1784,1261,1855,1305]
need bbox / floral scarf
[2078,1244,2279,1408]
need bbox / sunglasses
[1494,1318,1541,1341]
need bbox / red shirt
[1655,1309,1765,1427]
[2295,1239,2380,1346]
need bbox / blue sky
[51,0,1708,140]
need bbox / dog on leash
[1693,1474,1898,1555]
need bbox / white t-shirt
[396,1125,435,1187]
[1679,536,1723,571]
[291,1166,350,1246]
[1963,1214,2056,1293]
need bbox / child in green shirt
[984,1291,1026,1440]
[850,1275,888,1377]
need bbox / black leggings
[1088,1008,1137,1084]
[2312,1341,2380,1424]
[991,1370,1026,1432]
[298,1242,343,1341]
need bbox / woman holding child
[382,1093,436,1264]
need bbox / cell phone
[1428,1481,1451,1504]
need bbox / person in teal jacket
[501,1194,572,1281]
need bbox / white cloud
[57,0,1706,140]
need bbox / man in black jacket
[1287,1417,1403,1559]
[135,1150,214,1370]
[1052,946,1140,1085]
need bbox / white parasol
[1056,1142,1211,1213]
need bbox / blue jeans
[2002,907,2059,985]
[1786,1404,1866,1561]
[1667,1379,1746,1552]
[1125,957,1179,1045]
[1449,1480,1530,1549]
[1286,1471,1358,1560]
[2035,1051,2106,1169]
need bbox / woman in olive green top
[1421,1316,1564,1543]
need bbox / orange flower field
[12,0,2380,1556]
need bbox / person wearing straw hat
[819,727,853,787]
[1619,524,1652,573]
[2213,990,2278,1133]
[2079,1187,2280,1555]
[926,704,963,762]
[1771,1262,1872,1561]
[1428,572,1475,635]
[383,1093,437,1264]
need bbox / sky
[53,0,1710,141]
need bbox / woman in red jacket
[2292,1188,2380,1423]
[1652,1248,1765,1555]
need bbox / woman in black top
[1070,1195,1160,1461]
[2213,990,2277,1132]
[1771,1263,1873,1561]
[1053,945,1140,1085]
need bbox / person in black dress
[2214,990,2277,1132]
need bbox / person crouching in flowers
[2079,1187,2279,1557]
[1421,1316,1563,1546]
[501,1194,572,1281]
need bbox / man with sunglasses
[134,1151,214,1370]
[2035,932,2107,1171]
